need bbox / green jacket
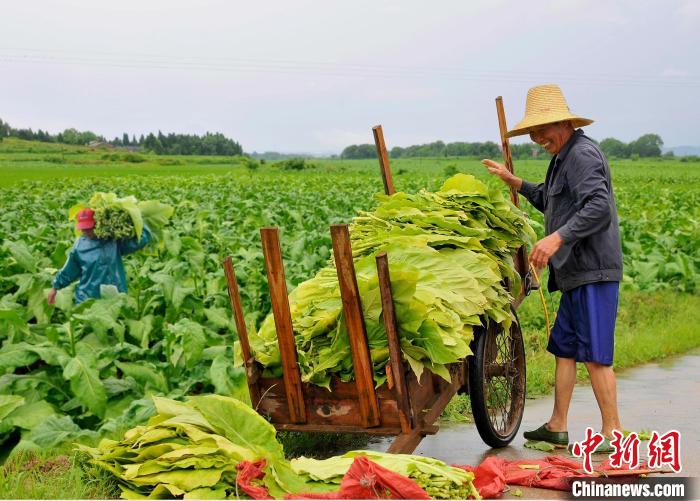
[52,227,151,303]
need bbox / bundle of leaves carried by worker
[251,174,535,387]
[69,192,174,242]
[292,450,479,500]
[78,394,334,499]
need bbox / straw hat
[506,84,594,138]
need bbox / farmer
[483,84,623,452]
[47,208,151,305]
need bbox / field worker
[47,208,151,305]
[482,84,623,453]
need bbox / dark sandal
[523,423,569,446]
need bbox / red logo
[570,429,682,474]
[648,430,682,473]
[609,430,640,469]
[570,427,604,474]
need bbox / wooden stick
[496,97,520,208]
[330,224,381,427]
[372,125,395,195]
[260,228,306,424]
[375,252,413,433]
[223,256,261,407]
[496,96,531,294]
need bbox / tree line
[341,133,671,160]
[0,118,242,156]
[342,141,545,160]
[598,134,665,159]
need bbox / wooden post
[375,252,413,433]
[496,97,531,295]
[330,224,381,427]
[223,256,261,407]
[372,125,395,195]
[260,228,306,424]
[496,97,520,208]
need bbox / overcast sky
[1,1,698,154]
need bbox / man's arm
[556,147,612,244]
[118,225,151,256]
[482,159,545,212]
[518,181,546,212]
[50,248,81,303]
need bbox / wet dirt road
[369,349,700,499]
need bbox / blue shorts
[547,282,619,366]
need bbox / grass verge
[444,290,700,421]
[0,446,118,499]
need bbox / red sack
[237,459,273,500]
[456,454,653,497]
[287,456,430,500]
[457,456,507,499]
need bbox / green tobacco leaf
[524,440,556,452]
[23,414,97,448]
[116,362,169,393]
[0,395,25,421]
[73,295,125,338]
[3,240,37,272]
[63,355,107,418]
[126,315,154,348]
[3,400,56,431]
[190,394,284,460]
[165,319,205,369]
[203,307,232,330]
[68,202,87,221]
[0,342,40,370]
[209,353,248,402]
[28,340,71,367]
[183,487,227,500]
[138,199,175,242]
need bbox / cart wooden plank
[330,224,381,428]
[376,252,413,433]
[222,256,261,407]
[260,227,307,424]
[372,125,395,196]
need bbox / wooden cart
[223,100,535,453]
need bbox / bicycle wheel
[468,312,526,447]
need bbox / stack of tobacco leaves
[251,174,535,387]
[78,395,329,499]
[291,450,479,499]
[80,395,479,500]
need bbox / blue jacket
[52,226,151,303]
[519,130,623,292]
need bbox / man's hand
[529,232,564,269]
[482,159,523,189]
[47,288,57,305]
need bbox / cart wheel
[468,312,526,447]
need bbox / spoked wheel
[468,312,526,447]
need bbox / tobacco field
[0,140,698,456]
